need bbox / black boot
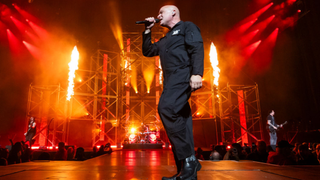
[177,155,201,180]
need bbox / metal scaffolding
[77,50,121,146]
[120,31,165,143]
[218,83,263,145]
[26,50,121,147]
[26,84,67,146]
[190,67,220,144]
[26,31,263,147]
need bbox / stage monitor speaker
[68,120,93,147]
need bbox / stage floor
[0,149,319,180]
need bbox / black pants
[26,132,35,146]
[158,77,195,161]
[269,131,277,151]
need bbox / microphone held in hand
[136,19,160,24]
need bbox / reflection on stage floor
[0,149,319,180]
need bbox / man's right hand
[144,17,156,33]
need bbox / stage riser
[122,143,163,149]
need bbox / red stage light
[13,4,39,23]
[239,29,260,47]
[22,41,43,60]
[241,2,273,25]
[31,146,40,150]
[226,2,273,43]
[28,21,49,41]
[250,28,279,74]
[247,15,275,35]
[10,16,30,33]
[287,0,297,6]
[7,29,24,54]
[244,40,261,57]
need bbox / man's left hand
[190,75,202,91]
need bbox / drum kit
[127,124,159,144]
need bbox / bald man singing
[142,5,204,180]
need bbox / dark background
[0,0,319,146]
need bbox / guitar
[268,121,287,133]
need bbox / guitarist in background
[24,117,37,147]
[267,110,282,151]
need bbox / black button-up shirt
[142,21,204,87]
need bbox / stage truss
[218,83,263,145]
[120,31,165,143]
[26,50,121,147]
[26,31,263,147]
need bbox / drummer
[144,124,150,133]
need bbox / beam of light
[66,46,79,101]
[226,2,273,43]
[108,1,123,50]
[22,41,43,60]
[239,29,260,47]
[251,28,278,73]
[287,0,297,6]
[12,4,38,23]
[253,15,275,30]
[7,29,24,54]
[235,40,261,73]
[25,30,39,44]
[70,99,89,117]
[209,42,220,87]
[226,19,258,43]
[143,62,155,93]
[243,40,262,59]
[131,65,138,93]
[27,20,49,41]
[10,16,30,33]
[242,2,273,25]
[237,19,258,35]
[247,15,275,39]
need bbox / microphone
[136,19,160,24]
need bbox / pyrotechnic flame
[66,46,79,101]
[209,42,220,87]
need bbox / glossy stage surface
[0,149,319,180]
